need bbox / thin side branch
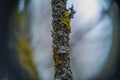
[51,0,75,80]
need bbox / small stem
[51,0,75,80]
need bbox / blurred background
[0,0,120,80]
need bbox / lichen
[62,12,71,32]
[51,0,75,80]
[13,5,39,80]
[16,34,38,80]
[53,54,62,64]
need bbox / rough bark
[51,0,75,80]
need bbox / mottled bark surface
[51,0,75,80]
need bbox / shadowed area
[0,0,31,80]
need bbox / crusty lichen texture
[62,12,71,32]
[51,0,75,80]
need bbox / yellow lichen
[53,54,62,64]
[13,6,38,80]
[16,35,38,80]
[62,12,71,32]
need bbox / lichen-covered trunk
[9,1,39,80]
[51,0,73,80]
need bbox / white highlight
[18,0,25,12]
